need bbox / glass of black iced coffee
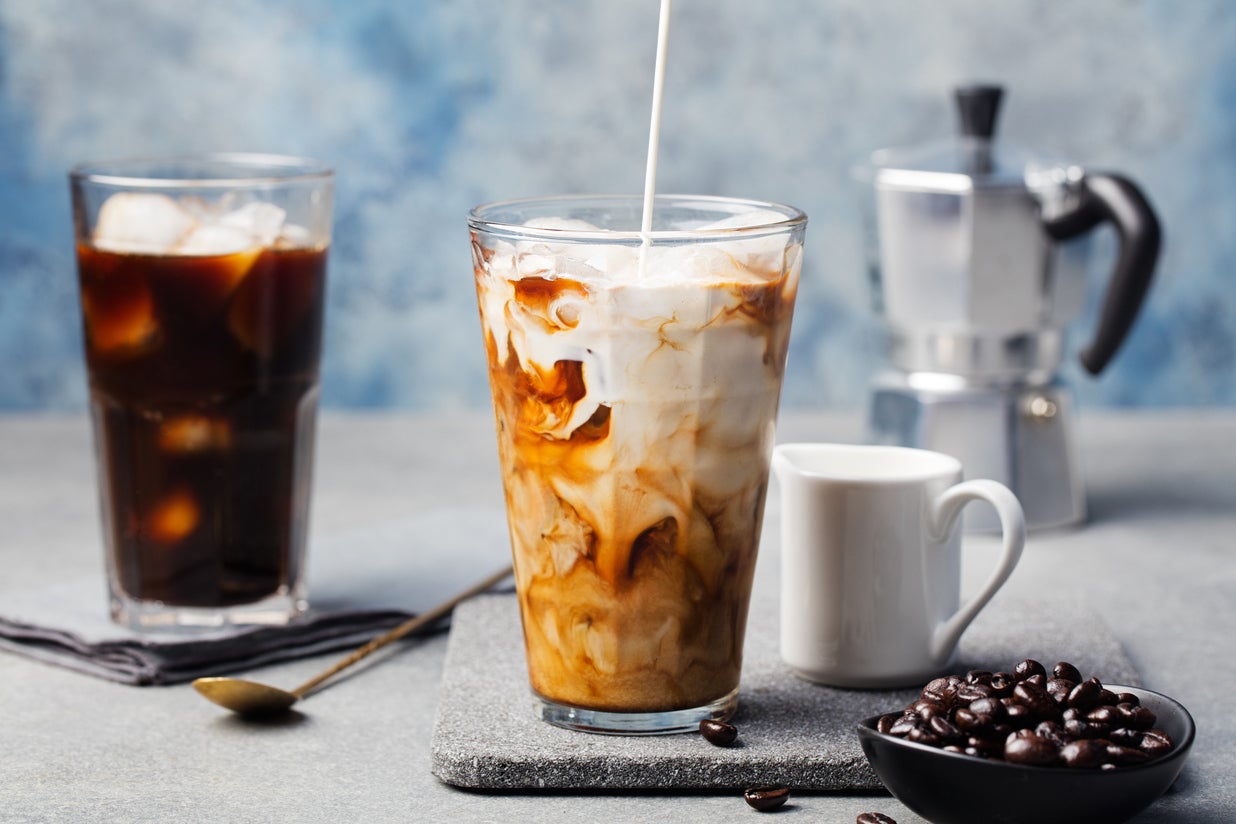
[69,155,332,631]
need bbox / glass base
[109,587,307,634]
[535,687,738,735]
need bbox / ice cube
[146,488,200,544]
[93,193,197,254]
[79,264,160,355]
[218,202,286,246]
[227,252,321,355]
[158,415,232,453]
[175,202,286,256]
[175,224,260,256]
[275,222,313,250]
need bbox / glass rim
[69,153,333,189]
[468,193,807,242]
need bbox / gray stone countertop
[1,410,1233,823]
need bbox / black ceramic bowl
[857,685,1195,824]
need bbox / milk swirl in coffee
[473,210,802,713]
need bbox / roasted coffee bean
[967,735,1004,757]
[910,698,946,720]
[1036,720,1067,747]
[699,719,738,747]
[1086,705,1122,730]
[1060,739,1108,768]
[1053,661,1082,683]
[1004,730,1058,765]
[989,672,1015,696]
[1004,702,1033,726]
[1046,677,1076,706]
[1106,743,1150,766]
[957,682,994,702]
[888,714,920,737]
[1014,682,1056,719]
[942,675,964,703]
[929,716,962,740]
[1108,727,1143,747]
[1116,692,1141,707]
[876,714,897,735]
[1013,659,1047,682]
[1062,718,1092,739]
[965,669,994,685]
[1098,687,1119,706]
[953,708,985,732]
[1128,705,1157,731]
[921,677,951,703]
[906,726,941,746]
[1022,673,1048,690]
[743,786,790,812]
[969,697,1006,720]
[857,814,898,824]
[1141,729,1175,758]
[1067,678,1103,711]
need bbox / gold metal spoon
[192,565,512,716]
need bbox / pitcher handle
[1044,172,1161,376]
[928,480,1026,663]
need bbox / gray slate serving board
[430,593,1138,791]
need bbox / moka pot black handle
[1043,173,1161,375]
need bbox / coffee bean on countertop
[699,719,738,747]
[857,813,898,824]
[743,785,790,812]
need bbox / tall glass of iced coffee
[471,195,806,733]
[69,155,332,631]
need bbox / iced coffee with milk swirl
[471,195,805,732]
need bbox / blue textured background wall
[1,0,1233,411]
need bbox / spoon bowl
[194,677,299,716]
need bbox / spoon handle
[289,565,513,699]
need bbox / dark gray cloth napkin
[0,609,415,685]
[0,507,512,685]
